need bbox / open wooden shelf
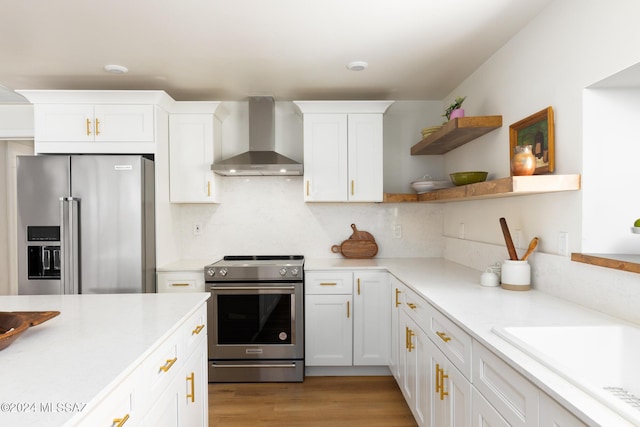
[571,253,640,274]
[411,115,503,155]
[384,174,581,203]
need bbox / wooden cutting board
[331,239,379,258]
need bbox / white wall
[441,0,640,323]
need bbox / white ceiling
[0,0,553,103]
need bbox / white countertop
[0,292,209,427]
[306,257,636,427]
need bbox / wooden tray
[0,311,60,351]
[332,239,379,258]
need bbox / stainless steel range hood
[211,96,303,176]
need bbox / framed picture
[509,107,555,174]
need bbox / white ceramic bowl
[631,227,640,234]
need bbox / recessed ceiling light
[347,61,368,71]
[104,64,128,74]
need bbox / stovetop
[204,255,304,282]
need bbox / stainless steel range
[205,255,304,382]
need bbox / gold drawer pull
[351,180,355,196]
[192,324,205,335]
[95,118,101,135]
[186,372,195,402]
[159,357,178,372]
[435,363,449,400]
[320,282,337,286]
[113,413,130,427]
[436,331,452,342]
[395,288,401,307]
[347,301,350,318]
[171,283,190,287]
[306,180,310,196]
[207,181,211,197]
[86,118,92,136]
[357,278,361,295]
[407,303,417,309]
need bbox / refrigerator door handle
[60,197,80,294]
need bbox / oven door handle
[211,286,296,291]
[211,363,297,368]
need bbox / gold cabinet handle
[186,372,195,402]
[407,328,415,352]
[320,282,337,286]
[207,181,211,197]
[351,180,355,196]
[86,118,92,136]
[405,326,410,349]
[347,301,350,318]
[171,283,190,287]
[192,324,205,335]
[306,180,310,196]
[113,413,130,427]
[407,303,417,310]
[159,357,178,372]
[357,278,361,295]
[436,331,452,342]
[435,363,449,400]
[95,118,101,135]
[395,288,401,307]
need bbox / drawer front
[305,271,353,295]
[77,366,142,427]
[426,306,472,380]
[472,340,539,427]
[401,286,429,326]
[142,333,181,404]
[183,304,208,356]
[157,271,204,293]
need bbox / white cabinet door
[539,393,587,427]
[400,308,430,427]
[389,276,403,382]
[94,105,154,142]
[347,114,384,202]
[169,113,221,203]
[305,294,353,366]
[303,114,348,201]
[34,104,94,142]
[180,339,208,427]
[353,271,390,365]
[430,336,472,427]
[471,388,510,427]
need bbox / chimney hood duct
[211,96,303,176]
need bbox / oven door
[209,282,303,360]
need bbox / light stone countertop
[0,292,209,427]
[305,257,636,427]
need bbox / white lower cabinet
[390,279,585,427]
[73,302,208,427]
[305,270,389,367]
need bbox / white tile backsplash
[177,175,443,262]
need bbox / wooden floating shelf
[571,253,640,274]
[384,174,581,203]
[411,115,503,155]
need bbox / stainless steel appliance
[17,155,155,295]
[205,255,304,382]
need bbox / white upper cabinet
[17,90,175,154]
[294,101,393,202]
[169,102,226,203]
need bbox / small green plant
[443,96,466,120]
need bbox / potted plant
[443,96,466,121]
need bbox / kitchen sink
[492,324,640,425]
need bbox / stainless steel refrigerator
[17,155,155,295]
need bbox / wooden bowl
[0,311,60,351]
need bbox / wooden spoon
[521,237,539,261]
[499,217,519,260]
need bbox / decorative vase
[449,109,465,120]
[511,145,536,176]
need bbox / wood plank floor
[209,376,417,427]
